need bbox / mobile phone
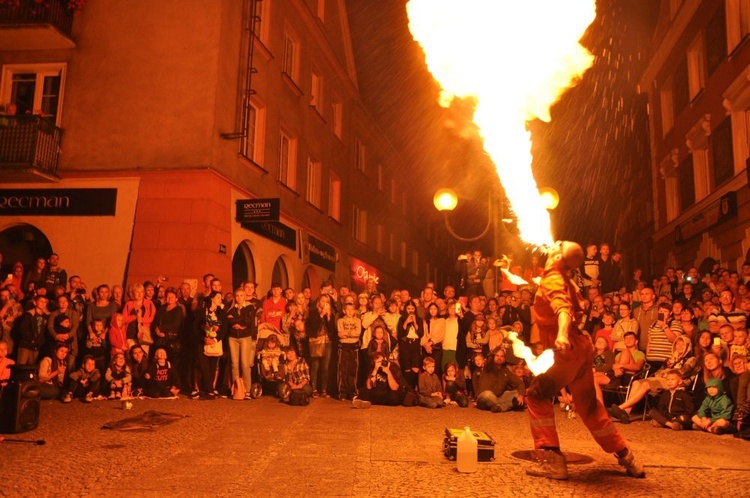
[713,337,721,346]
[657,312,665,322]
[455,303,462,313]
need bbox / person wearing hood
[609,334,697,424]
[692,377,734,434]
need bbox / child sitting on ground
[418,356,445,408]
[649,369,693,430]
[63,355,101,403]
[282,347,312,405]
[442,361,468,407]
[105,353,132,399]
[692,377,734,434]
[259,333,285,381]
[144,347,180,398]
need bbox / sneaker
[312,390,320,398]
[352,397,371,409]
[609,404,630,424]
[84,392,93,403]
[650,419,661,428]
[708,426,724,435]
[692,423,703,431]
[62,393,73,403]
[490,404,505,413]
[189,391,201,400]
[199,392,216,400]
[616,448,645,478]
[108,392,116,400]
[665,421,682,431]
[244,393,252,400]
[526,449,569,480]
[321,391,330,398]
[115,392,122,400]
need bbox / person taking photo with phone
[646,302,683,372]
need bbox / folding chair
[601,362,651,410]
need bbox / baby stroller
[249,325,289,398]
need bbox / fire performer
[525,241,644,480]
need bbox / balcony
[0,115,62,182]
[0,0,75,50]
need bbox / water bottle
[456,426,478,473]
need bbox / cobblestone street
[1,396,748,497]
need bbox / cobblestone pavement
[1,396,748,497]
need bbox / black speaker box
[0,365,41,434]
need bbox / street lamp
[433,188,493,242]
[538,187,560,211]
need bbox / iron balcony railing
[0,115,62,176]
[0,0,74,39]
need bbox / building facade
[0,0,456,297]
[642,0,750,273]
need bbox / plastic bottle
[456,426,478,473]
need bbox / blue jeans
[228,336,256,394]
[476,389,519,412]
[310,342,332,393]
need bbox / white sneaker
[616,448,645,478]
[352,397,371,409]
[526,449,569,480]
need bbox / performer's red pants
[526,332,627,453]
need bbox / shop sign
[674,191,737,244]
[241,220,297,251]
[351,258,379,285]
[302,233,336,272]
[235,198,280,223]
[0,188,117,216]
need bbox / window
[310,70,323,112]
[705,5,727,77]
[332,99,343,139]
[306,158,322,208]
[389,233,395,261]
[412,250,419,275]
[687,34,706,100]
[355,138,366,173]
[377,164,383,191]
[1,63,66,125]
[376,224,385,254]
[352,206,367,243]
[673,59,690,115]
[241,99,265,165]
[726,0,750,53]
[401,192,407,215]
[400,242,407,268]
[328,172,341,220]
[665,175,680,222]
[272,257,289,289]
[678,155,695,210]
[278,130,297,189]
[660,79,675,136]
[390,179,397,204]
[693,148,711,201]
[282,32,300,83]
[251,0,271,46]
[711,116,734,188]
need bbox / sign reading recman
[236,198,280,223]
[0,189,117,216]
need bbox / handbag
[309,335,326,358]
[231,377,246,400]
[138,325,154,345]
[204,339,223,357]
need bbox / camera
[380,359,389,367]
[76,289,86,295]
[658,312,665,322]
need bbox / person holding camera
[352,351,407,408]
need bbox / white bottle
[456,426,478,473]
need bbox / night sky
[346,0,660,265]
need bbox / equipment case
[442,428,496,462]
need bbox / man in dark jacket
[15,295,48,365]
[474,347,525,412]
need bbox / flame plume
[407,0,595,247]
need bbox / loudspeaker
[0,365,41,434]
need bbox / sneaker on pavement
[616,448,645,478]
[352,397,371,409]
[666,421,683,431]
[490,404,505,413]
[84,392,93,403]
[108,392,116,400]
[650,419,660,428]
[62,393,73,403]
[526,449,569,480]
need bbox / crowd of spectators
[0,245,748,437]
